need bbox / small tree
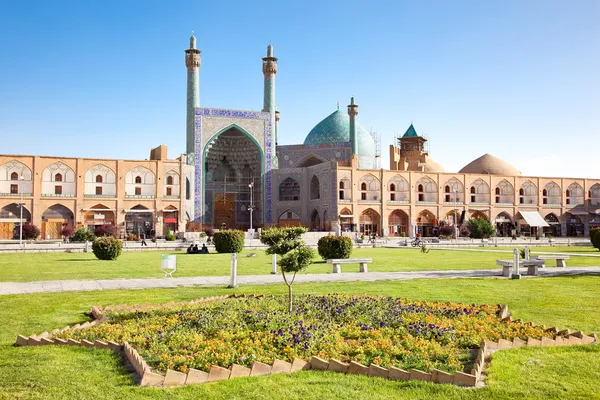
[92,236,123,260]
[466,218,496,239]
[71,227,96,242]
[260,227,314,312]
[94,224,116,237]
[21,223,40,240]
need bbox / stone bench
[327,258,373,273]
[496,259,545,277]
[533,255,570,268]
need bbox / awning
[568,210,588,216]
[495,218,510,223]
[124,209,154,213]
[162,209,178,212]
[590,209,600,216]
[339,214,354,218]
[82,208,116,211]
[164,218,177,223]
[518,211,549,227]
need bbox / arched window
[358,174,381,201]
[390,183,396,192]
[387,175,409,202]
[186,177,191,200]
[361,182,367,191]
[55,173,63,182]
[445,185,450,193]
[519,188,524,196]
[10,172,19,180]
[279,177,300,201]
[166,176,174,185]
[418,184,423,192]
[542,189,547,196]
[567,183,584,206]
[495,180,514,204]
[495,187,500,195]
[339,181,344,189]
[566,190,570,197]
[519,181,537,204]
[95,175,103,183]
[416,177,437,203]
[135,176,142,184]
[470,186,476,194]
[310,176,320,200]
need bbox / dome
[423,158,445,172]
[459,153,521,176]
[303,110,376,159]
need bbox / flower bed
[55,295,549,374]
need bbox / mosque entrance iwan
[204,127,263,230]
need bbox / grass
[0,276,599,399]
[0,246,598,282]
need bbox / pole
[229,253,238,288]
[249,181,253,231]
[19,176,24,247]
[454,189,458,239]
[271,253,277,274]
[511,247,521,279]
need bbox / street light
[453,189,458,239]
[248,181,254,231]
[19,176,24,247]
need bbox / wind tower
[185,35,201,159]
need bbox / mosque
[0,36,598,240]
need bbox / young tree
[260,227,314,312]
[466,218,496,239]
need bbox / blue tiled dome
[303,110,376,158]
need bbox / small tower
[347,97,359,155]
[185,35,201,158]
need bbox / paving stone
[108,341,122,351]
[250,361,271,376]
[347,361,369,375]
[368,364,389,379]
[541,337,556,347]
[140,371,164,387]
[290,358,310,372]
[582,335,595,345]
[15,335,29,346]
[526,338,541,347]
[327,359,348,373]
[186,368,209,385]
[271,359,292,374]
[94,340,109,349]
[483,340,498,349]
[453,372,477,387]
[409,369,431,381]
[54,338,68,345]
[431,369,454,384]
[207,365,231,382]
[310,356,329,370]
[230,364,251,379]
[81,339,95,348]
[388,366,410,381]
[163,369,187,387]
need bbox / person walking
[141,232,148,246]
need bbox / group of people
[187,243,209,254]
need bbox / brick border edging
[14,300,599,388]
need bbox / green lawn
[0,277,599,399]
[0,246,598,282]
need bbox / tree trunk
[287,284,293,313]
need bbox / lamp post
[19,176,24,247]
[453,189,458,239]
[248,181,254,231]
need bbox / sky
[0,0,598,178]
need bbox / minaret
[185,35,201,158]
[262,45,278,145]
[348,97,359,155]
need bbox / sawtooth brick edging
[12,301,599,389]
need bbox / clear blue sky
[0,0,598,178]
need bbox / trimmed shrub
[71,227,96,242]
[165,233,176,241]
[199,232,207,238]
[94,224,116,237]
[92,236,123,260]
[213,230,245,253]
[21,223,40,240]
[591,227,600,251]
[317,235,352,260]
[60,225,74,238]
[466,218,496,239]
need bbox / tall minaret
[348,97,359,155]
[262,45,278,145]
[185,35,201,158]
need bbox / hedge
[92,236,123,260]
[213,230,245,253]
[317,235,353,260]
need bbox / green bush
[199,232,207,238]
[92,236,123,260]
[317,235,352,260]
[591,228,600,251]
[213,230,245,253]
[165,233,176,241]
[71,227,96,242]
[466,218,496,239]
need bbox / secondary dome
[459,153,521,176]
[303,110,376,159]
[423,158,445,173]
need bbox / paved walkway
[1,267,600,295]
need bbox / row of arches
[0,160,189,199]
[0,202,183,239]
[332,174,600,205]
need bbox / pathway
[1,267,600,296]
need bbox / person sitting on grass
[186,244,194,254]
[201,244,209,254]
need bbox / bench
[533,255,570,268]
[327,258,373,273]
[496,259,545,277]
